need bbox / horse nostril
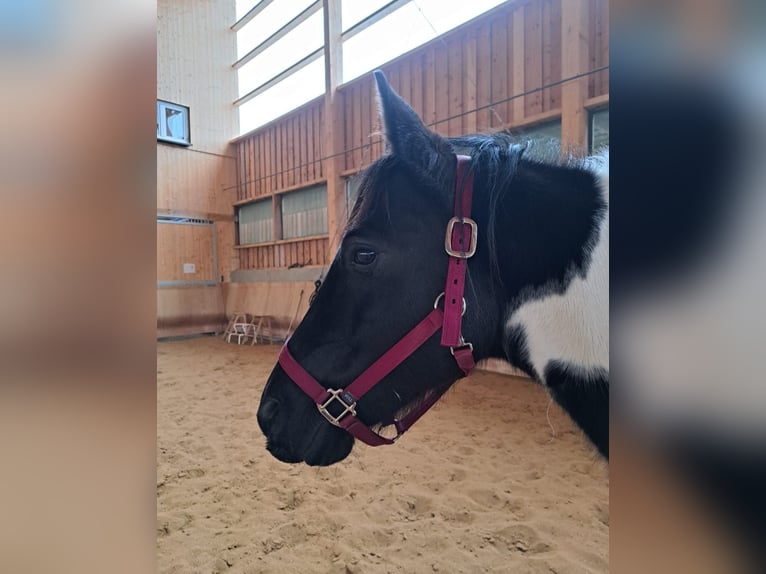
[257,398,280,431]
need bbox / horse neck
[475,153,609,380]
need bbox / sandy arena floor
[157,337,608,573]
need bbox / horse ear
[374,70,454,189]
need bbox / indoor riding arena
[157,1,609,572]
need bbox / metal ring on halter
[433,292,466,316]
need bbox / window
[511,119,562,143]
[345,173,363,214]
[590,107,609,152]
[157,100,190,146]
[234,0,507,133]
[238,55,325,134]
[238,199,273,245]
[281,184,328,239]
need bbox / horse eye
[353,250,377,265]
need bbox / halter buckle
[317,389,357,427]
[450,342,473,355]
[445,217,477,259]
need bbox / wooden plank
[277,124,283,190]
[251,137,258,199]
[286,119,293,188]
[308,106,317,180]
[561,0,589,151]
[256,133,264,197]
[317,104,324,179]
[236,143,243,201]
[244,139,251,200]
[463,33,477,133]
[593,0,608,99]
[257,133,264,197]
[524,1,543,117]
[608,2,610,96]
[476,22,491,131]
[512,7,525,123]
[550,0,562,110]
[400,59,412,110]
[263,130,274,193]
[259,134,264,196]
[308,239,317,266]
[347,85,355,169]
[287,116,301,185]
[274,125,281,190]
[241,141,247,201]
[588,0,597,98]
[434,43,449,133]
[281,120,288,189]
[352,83,362,169]
[542,0,553,113]
[490,16,508,129]
[410,53,424,119]
[424,47,436,126]
[447,37,462,136]
[300,110,309,181]
[341,90,351,170]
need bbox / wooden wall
[157,0,239,337]
[237,237,330,271]
[157,222,217,283]
[234,99,326,201]
[232,0,609,272]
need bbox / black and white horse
[257,71,608,465]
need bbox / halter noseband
[277,155,477,446]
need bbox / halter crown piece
[278,155,477,446]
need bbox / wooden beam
[323,0,345,257]
[560,0,589,153]
[511,7,525,123]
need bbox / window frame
[157,99,191,146]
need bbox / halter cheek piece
[278,155,477,446]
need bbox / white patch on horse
[505,152,609,382]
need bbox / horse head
[257,72,502,465]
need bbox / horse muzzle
[257,373,354,466]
